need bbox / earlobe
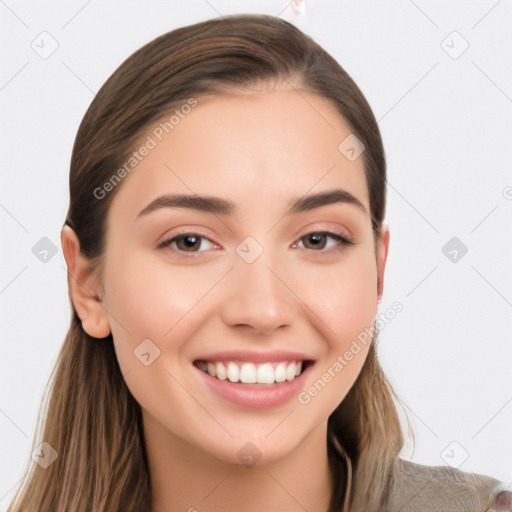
[60,226,111,339]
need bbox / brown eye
[175,234,202,252]
[158,233,217,253]
[297,232,354,251]
[302,233,328,250]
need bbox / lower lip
[194,364,313,409]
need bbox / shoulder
[387,457,504,512]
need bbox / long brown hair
[7,13,407,511]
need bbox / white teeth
[215,361,226,380]
[197,360,305,384]
[207,362,216,377]
[227,362,240,383]
[239,363,257,384]
[274,362,287,383]
[286,362,297,381]
[256,363,275,384]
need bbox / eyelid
[156,231,220,260]
[295,221,352,238]
[292,231,354,251]
[156,226,217,246]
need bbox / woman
[7,13,506,512]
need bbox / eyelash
[157,231,354,258]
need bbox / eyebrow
[137,188,367,218]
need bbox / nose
[220,254,298,335]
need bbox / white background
[1,0,511,507]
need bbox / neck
[144,414,336,512]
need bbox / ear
[376,224,390,305]
[61,226,111,339]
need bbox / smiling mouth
[193,360,315,385]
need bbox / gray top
[388,458,506,511]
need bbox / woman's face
[97,88,389,465]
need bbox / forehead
[108,88,370,221]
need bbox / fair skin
[62,87,389,512]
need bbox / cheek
[102,250,228,364]
[295,250,378,342]
[298,257,377,413]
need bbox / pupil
[181,236,199,250]
[306,234,325,249]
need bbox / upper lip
[193,350,315,363]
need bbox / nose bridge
[220,245,298,334]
